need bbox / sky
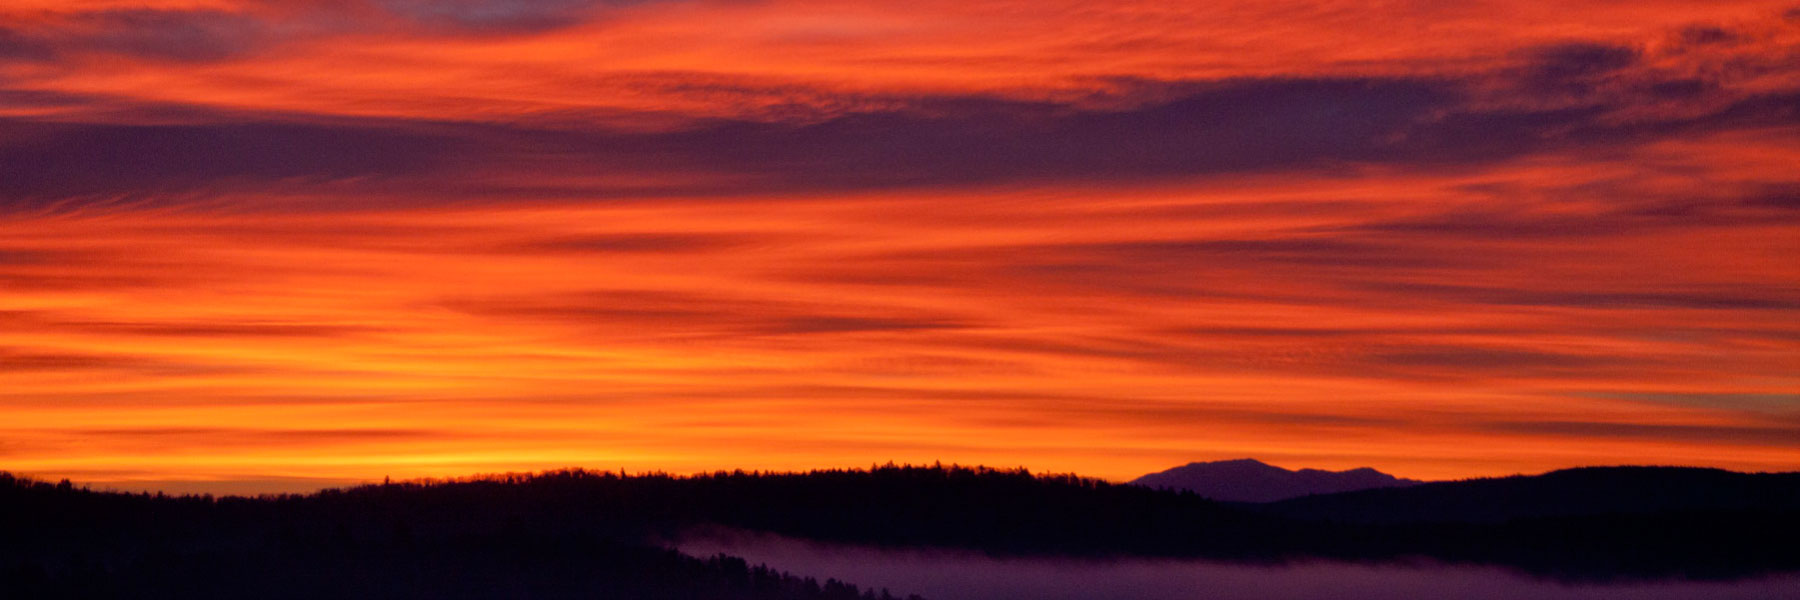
[2,0,1798,493]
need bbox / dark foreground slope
[620,465,1800,581]
[0,472,921,600]
[1262,466,1800,523]
[4,464,1799,597]
[1132,458,1421,502]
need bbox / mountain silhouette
[1130,458,1422,502]
[1261,465,1800,523]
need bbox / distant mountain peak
[1209,458,1272,467]
[1131,459,1423,503]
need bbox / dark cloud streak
[6,67,1795,212]
[1484,420,1800,447]
[376,0,666,34]
[439,289,977,338]
[0,9,270,63]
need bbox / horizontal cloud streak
[1482,420,1800,447]
[440,289,976,338]
[376,0,669,33]
[8,84,1797,211]
[0,9,270,63]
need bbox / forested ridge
[5,463,1798,598]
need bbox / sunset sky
[3,0,1798,493]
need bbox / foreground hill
[1262,466,1800,523]
[0,471,923,600]
[1131,459,1422,502]
[4,463,1799,595]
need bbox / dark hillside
[0,472,921,600]
[1262,466,1800,523]
[5,463,1799,595]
